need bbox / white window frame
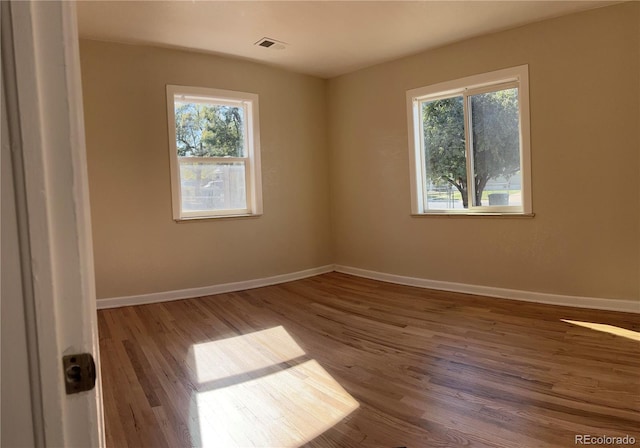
[166,85,263,220]
[406,65,532,216]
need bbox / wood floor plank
[98,273,640,447]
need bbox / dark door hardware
[62,353,96,394]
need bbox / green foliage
[422,96,468,204]
[422,88,520,207]
[175,102,244,157]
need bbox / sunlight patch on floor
[190,325,306,383]
[189,327,359,447]
[562,319,640,342]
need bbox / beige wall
[82,3,639,302]
[80,40,332,299]
[328,3,640,300]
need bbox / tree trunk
[475,176,489,206]
[444,176,468,208]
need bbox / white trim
[1,3,45,445]
[97,265,334,309]
[334,265,640,314]
[5,2,104,447]
[166,84,263,221]
[179,156,247,163]
[166,86,181,220]
[406,65,532,215]
[407,65,527,100]
[170,85,254,104]
[463,89,474,208]
[518,67,533,215]
[98,264,639,314]
[406,95,422,215]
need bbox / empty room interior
[76,1,639,447]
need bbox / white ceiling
[76,1,617,79]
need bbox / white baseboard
[334,265,640,314]
[96,265,334,309]
[97,263,639,314]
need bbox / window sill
[175,213,263,222]
[411,212,535,218]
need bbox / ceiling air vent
[254,37,287,50]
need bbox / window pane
[422,96,468,210]
[174,101,246,157]
[179,160,247,212]
[469,88,521,207]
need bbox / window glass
[179,161,247,212]
[167,86,262,220]
[406,65,531,215]
[174,102,246,158]
[469,88,521,207]
[422,96,467,210]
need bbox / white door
[1,1,104,446]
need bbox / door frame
[2,1,104,446]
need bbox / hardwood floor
[98,272,640,447]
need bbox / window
[166,85,262,220]
[406,65,531,215]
